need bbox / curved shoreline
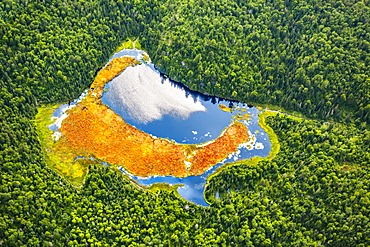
[35,49,274,206]
[38,56,253,181]
[203,110,280,205]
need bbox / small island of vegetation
[1,0,369,246]
[36,54,253,184]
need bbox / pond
[50,49,271,206]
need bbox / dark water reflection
[100,49,272,206]
[50,49,272,206]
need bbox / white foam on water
[238,131,257,150]
[255,142,264,149]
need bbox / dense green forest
[1,0,369,246]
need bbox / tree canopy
[1,0,369,246]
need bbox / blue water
[116,117,271,206]
[51,49,272,206]
[102,85,254,144]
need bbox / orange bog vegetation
[53,57,251,177]
[187,121,249,175]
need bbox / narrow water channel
[50,49,272,206]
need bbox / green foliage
[34,106,90,187]
[205,110,280,205]
[1,0,369,246]
[115,38,143,52]
[206,114,370,246]
[138,0,370,124]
